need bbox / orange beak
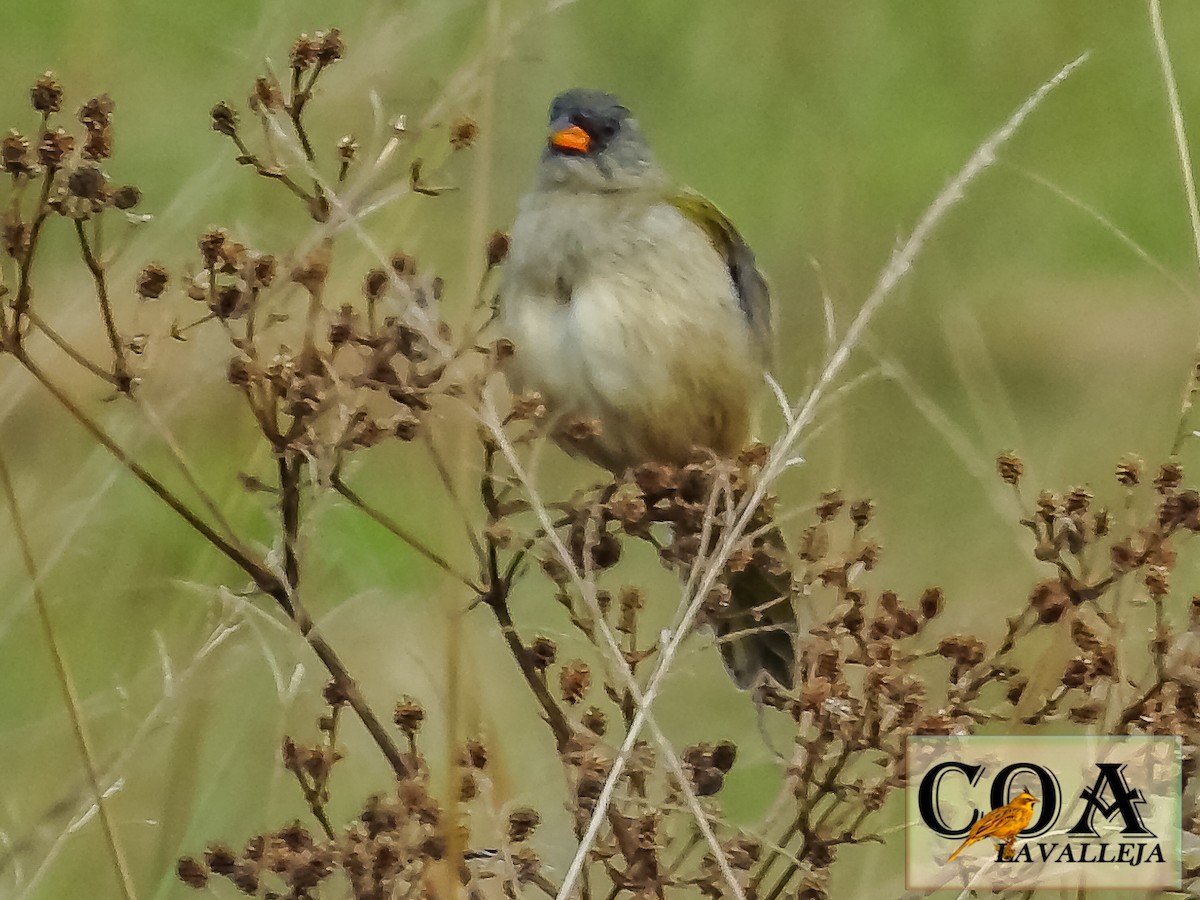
[550,124,590,153]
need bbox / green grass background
[2,1,1199,898]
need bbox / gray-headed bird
[498,88,793,688]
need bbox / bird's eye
[574,114,617,143]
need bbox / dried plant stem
[131,394,244,544]
[1149,0,1200,272]
[279,453,304,600]
[554,53,1089,900]
[331,472,483,592]
[8,169,54,336]
[230,129,314,203]
[1148,0,1200,455]
[25,308,121,384]
[12,349,414,779]
[0,447,138,900]
[74,218,130,390]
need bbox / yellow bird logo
[947,791,1039,862]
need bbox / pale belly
[502,265,761,471]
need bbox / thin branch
[1148,0,1200,273]
[0,447,138,900]
[9,168,54,335]
[331,473,484,593]
[25,308,121,384]
[74,218,130,391]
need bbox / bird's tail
[714,529,796,689]
[947,839,972,863]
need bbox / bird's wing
[668,190,773,362]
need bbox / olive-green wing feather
[669,190,773,361]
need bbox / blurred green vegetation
[3,1,1200,898]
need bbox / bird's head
[1012,792,1039,808]
[537,88,666,193]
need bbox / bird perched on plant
[498,88,792,688]
[947,791,1039,862]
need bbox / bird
[497,88,794,688]
[946,791,1039,862]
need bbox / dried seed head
[37,128,74,169]
[460,739,488,770]
[711,740,737,773]
[198,228,226,267]
[317,28,345,64]
[457,769,478,802]
[919,587,944,619]
[322,679,350,707]
[227,355,252,386]
[816,489,844,521]
[112,184,141,210]
[507,807,541,843]
[618,586,645,633]
[137,263,169,299]
[251,254,277,288]
[937,635,986,667]
[67,164,107,201]
[996,450,1024,485]
[1065,485,1093,515]
[363,267,388,299]
[204,844,237,877]
[1036,490,1061,522]
[291,247,330,294]
[336,134,358,164]
[486,230,510,268]
[510,391,547,421]
[1006,678,1028,705]
[393,696,425,737]
[1156,461,1184,495]
[559,660,590,704]
[1069,618,1103,654]
[633,462,678,496]
[2,131,33,176]
[252,75,283,111]
[1029,578,1071,624]
[692,766,725,796]
[562,417,602,444]
[529,635,557,670]
[1116,455,1143,486]
[1145,565,1170,599]
[31,72,63,114]
[390,251,416,278]
[78,94,114,129]
[849,498,874,530]
[857,540,881,570]
[1109,538,1141,574]
[176,856,209,889]
[450,117,479,149]
[291,34,322,70]
[82,125,112,161]
[581,706,607,735]
[210,101,238,137]
[738,441,770,468]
